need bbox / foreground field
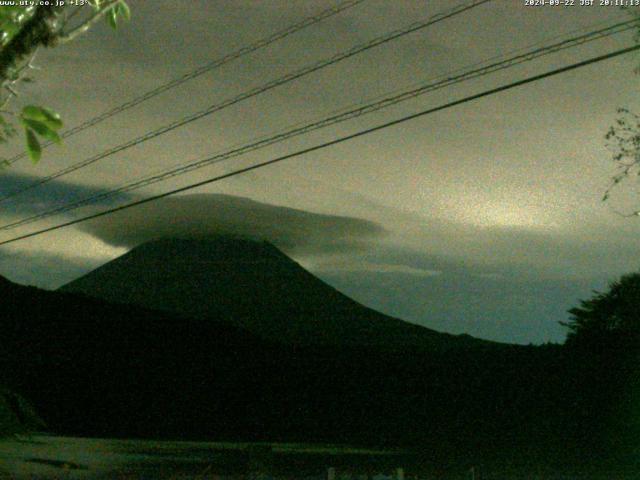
[1,435,638,480]
[0,435,410,480]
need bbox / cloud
[473,272,504,280]
[2,167,637,284]
[373,213,640,281]
[80,193,385,255]
[310,258,442,277]
[0,171,130,217]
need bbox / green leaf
[106,2,130,29]
[106,7,118,29]
[117,1,131,21]
[21,118,61,144]
[25,127,41,163]
[21,105,62,130]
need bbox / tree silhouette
[560,272,640,458]
[561,272,640,348]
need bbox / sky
[1,0,640,344]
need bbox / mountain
[0,271,631,467]
[59,237,485,350]
[0,274,278,440]
[0,272,532,445]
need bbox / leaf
[106,6,118,29]
[117,1,131,21]
[21,105,62,130]
[106,2,131,29]
[25,128,41,163]
[21,118,61,144]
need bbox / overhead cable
[2,0,368,166]
[0,0,492,203]
[1,18,636,232]
[1,42,637,246]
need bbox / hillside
[1,272,571,455]
[0,238,631,464]
[59,237,486,351]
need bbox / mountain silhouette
[0,271,514,444]
[1,270,568,449]
[60,236,486,350]
[0,259,627,467]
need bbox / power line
[0,0,492,204]
[2,0,368,166]
[1,42,637,247]
[1,17,636,232]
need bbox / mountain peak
[60,236,482,350]
[126,235,287,262]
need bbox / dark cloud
[0,172,131,216]
[80,193,385,255]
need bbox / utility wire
[1,18,636,232]
[0,0,492,204]
[1,42,637,247]
[2,0,367,166]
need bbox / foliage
[603,109,640,214]
[561,272,640,346]
[0,1,130,164]
[0,6,35,47]
[106,1,130,30]
[560,272,640,458]
[20,105,62,163]
[602,8,640,212]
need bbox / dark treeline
[0,273,637,472]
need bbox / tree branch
[0,6,64,84]
[57,1,121,45]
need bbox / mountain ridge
[60,236,492,350]
[1,260,624,464]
